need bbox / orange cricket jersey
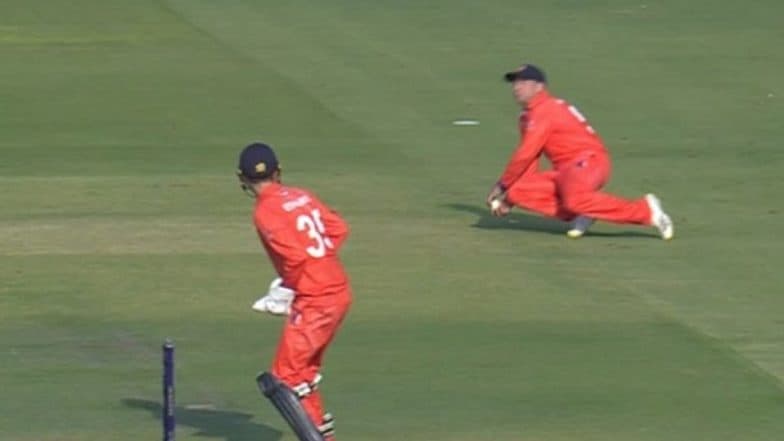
[498,90,609,189]
[253,183,350,297]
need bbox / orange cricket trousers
[271,291,351,435]
[505,153,651,224]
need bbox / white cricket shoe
[566,216,595,239]
[645,194,674,240]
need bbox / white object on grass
[185,404,217,410]
[490,199,502,211]
[452,119,480,126]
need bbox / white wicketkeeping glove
[251,277,295,316]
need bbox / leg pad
[257,372,325,441]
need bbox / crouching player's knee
[560,191,592,214]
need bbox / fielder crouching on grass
[237,142,352,441]
[486,63,674,240]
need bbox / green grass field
[2,1,783,440]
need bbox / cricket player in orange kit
[486,64,674,240]
[237,142,351,441]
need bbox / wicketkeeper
[238,142,352,441]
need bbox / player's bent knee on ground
[559,191,592,214]
[257,372,326,441]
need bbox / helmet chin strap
[238,173,258,198]
[241,183,257,198]
[238,170,280,198]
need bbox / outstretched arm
[496,119,551,190]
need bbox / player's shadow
[123,398,283,441]
[446,203,657,238]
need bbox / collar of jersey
[258,182,282,199]
[526,89,551,110]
